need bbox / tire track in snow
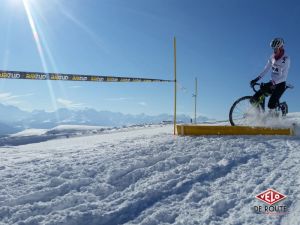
[249,140,291,190]
[69,153,260,225]
[279,140,300,225]
[221,139,300,225]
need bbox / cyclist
[250,38,290,113]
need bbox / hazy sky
[0,0,299,119]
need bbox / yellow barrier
[176,125,294,136]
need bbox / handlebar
[251,83,260,93]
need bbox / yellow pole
[174,37,177,135]
[194,77,197,124]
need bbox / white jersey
[258,53,290,84]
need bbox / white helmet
[270,38,284,49]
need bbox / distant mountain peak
[0,103,214,135]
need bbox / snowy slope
[1,119,300,224]
[0,125,114,147]
[10,129,48,137]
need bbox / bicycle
[229,83,293,126]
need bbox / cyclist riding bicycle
[250,38,291,114]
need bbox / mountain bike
[229,83,293,126]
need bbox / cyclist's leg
[250,91,262,104]
[268,82,286,109]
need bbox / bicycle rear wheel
[229,96,260,126]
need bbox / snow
[10,129,47,137]
[1,116,300,225]
[45,125,108,135]
[1,125,114,147]
[9,125,108,137]
[240,111,300,129]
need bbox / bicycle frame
[252,82,291,111]
[255,94,266,111]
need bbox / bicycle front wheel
[229,96,259,126]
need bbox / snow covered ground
[0,125,150,147]
[1,115,300,225]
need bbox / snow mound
[45,125,108,135]
[9,129,47,137]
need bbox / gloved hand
[250,77,260,87]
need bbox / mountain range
[0,104,213,135]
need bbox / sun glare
[21,0,60,115]
[22,0,46,69]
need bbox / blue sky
[0,0,299,120]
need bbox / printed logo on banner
[50,75,69,80]
[90,76,103,81]
[72,76,88,81]
[120,78,131,82]
[0,72,20,79]
[25,74,47,80]
[253,188,288,215]
[107,77,119,82]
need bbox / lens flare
[22,0,47,70]
[22,0,60,118]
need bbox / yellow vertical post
[194,77,197,124]
[173,37,177,135]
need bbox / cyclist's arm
[281,56,290,76]
[275,56,290,84]
[257,58,272,80]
